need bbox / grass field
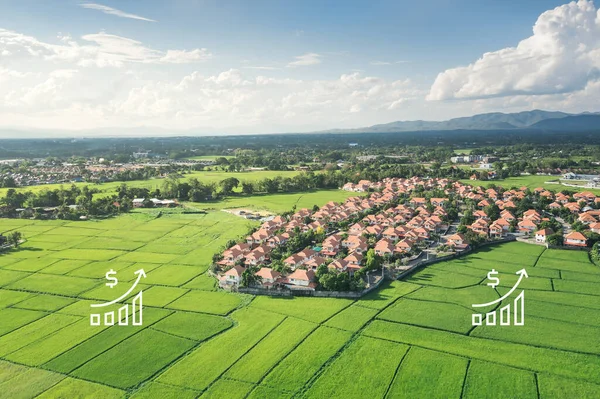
[461,175,600,195]
[0,169,301,198]
[0,205,599,397]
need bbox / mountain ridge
[321,110,599,133]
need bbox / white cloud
[0,29,212,67]
[428,0,600,101]
[79,3,156,22]
[287,52,321,67]
[0,63,421,131]
[370,60,409,66]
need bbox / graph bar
[485,311,496,325]
[500,304,510,326]
[118,304,129,325]
[514,291,524,326]
[104,311,115,326]
[132,291,143,326]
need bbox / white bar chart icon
[472,290,524,326]
[90,291,143,326]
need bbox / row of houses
[465,186,596,247]
[218,177,461,290]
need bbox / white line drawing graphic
[472,269,527,327]
[90,269,146,326]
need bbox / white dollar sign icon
[105,269,118,288]
[486,269,500,289]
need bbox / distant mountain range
[1,109,600,139]
[322,110,600,133]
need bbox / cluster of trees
[0,231,22,249]
[0,185,131,219]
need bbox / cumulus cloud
[0,28,211,67]
[79,3,156,22]
[287,52,321,67]
[428,0,600,101]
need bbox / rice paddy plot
[129,382,199,399]
[67,260,134,278]
[165,290,243,315]
[199,378,254,399]
[141,264,202,286]
[225,316,317,383]
[250,296,353,323]
[72,328,196,389]
[406,284,497,309]
[462,360,537,399]
[40,259,91,275]
[151,312,232,341]
[7,273,98,296]
[302,335,409,399]
[47,248,126,262]
[363,320,600,385]
[0,308,47,336]
[36,377,124,399]
[525,298,600,327]
[3,257,59,272]
[536,257,599,274]
[198,280,230,297]
[406,268,483,289]
[386,347,467,399]
[0,313,81,357]
[552,278,600,296]
[378,298,476,334]
[74,237,145,251]
[0,364,65,399]
[45,308,173,374]
[12,293,75,311]
[156,307,285,391]
[116,251,179,264]
[142,286,189,307]
[538,373,600,398]
[261,326,351,392]
[0,289,34,308]
[324,304,378,332]
[5,317,110,366]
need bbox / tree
[241,182,255,195]
[240,266,262,287]
[220,177,240,196]
[365,248,382,271]
[8,231,22,248]
[591,242,600,263]
[547,233,563,246]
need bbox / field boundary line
[534,373,541,399]
[459,359,471,399]
[365,332,600,389]
[375,316,600,357]
[188,316,288,397]
[241,322,322,399]
[291,288,412,398]
[383,346,411,399]
[0,313,83,359]
[45,309,175,375]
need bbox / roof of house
[565,231,587,241]
[288,269,315,281]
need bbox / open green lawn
[462,175,600,195]
[0,203,599,397]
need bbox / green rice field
[0,208,599,397]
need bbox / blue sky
[0,0,598,133]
